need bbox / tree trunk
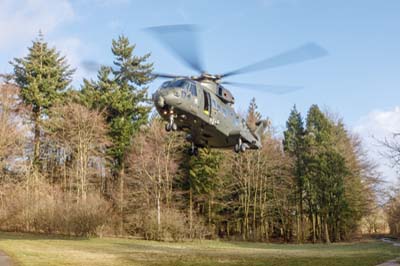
[297,204,301,243]
[156,172,161,240]
[189,186,193,239]
[119,164,125,235]
[208,193,213,236]
[33,110,41,172]
[300,192,304,242]
[312,213,316,243]
[324,218,331,244]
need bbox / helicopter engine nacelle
[217,86,235,104]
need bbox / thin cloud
[354,106,400,184]
[51,37,100,85]
[0,0,75,49]
[79,0,131,8]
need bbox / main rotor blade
[145,24,205,74]
[222,81,302,94]
[151,72,187,79]
[221,42,328,78]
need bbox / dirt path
[377,259,400,266]
[0,251,11,266]
[378,239,400,266]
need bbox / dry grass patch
[0,233,399,266]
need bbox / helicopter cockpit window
[234,117,239,126]
[160,81,171,89]
[190,83,197,96]
[218,86,223,96]
[168,79,187,88]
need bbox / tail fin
[255,120,269,141]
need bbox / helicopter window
[169,79,187,88]
[190,83,197,96]
[160,81,171,89]
[203,91,211,116]
[234,117,239,126]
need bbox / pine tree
[304,105,350,243]
[81,35,153,178]
[246,97,262,131]
[283,105,306,242]
[179,147,222,238]
[10,33,75,169]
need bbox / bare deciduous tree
[126,118,182,239]
[381,134,400,179]
[0,79,24,176]
[44,103,109,199]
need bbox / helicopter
[147,25,327,155]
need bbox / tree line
[0,33,396,241]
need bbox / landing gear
[234,138,248,153]
[165,114,178,132]
[188,143,199,156]
[234,143,240,153]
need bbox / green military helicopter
[148,25,327,155]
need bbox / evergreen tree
[304,105,349,243]
[246,97,262,131]
[283,105,306,242]
[81,35,153,177]
[10,33,75,169]
[180,147,222,238]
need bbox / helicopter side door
[185,81,198,112]
[210,96,221,126]
[203,90,211,117]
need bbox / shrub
[0,181,110,237]
[125,207,208,241]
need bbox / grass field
[0,232,399,266]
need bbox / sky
[0,0,399,183]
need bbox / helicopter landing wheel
[234,144,240,153]
[234,138,247,153]
[165,122,177,132]
[234,138,244,153]
[171,122,178,131]
[240,143,247,153]
[188,143,199,156]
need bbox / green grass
[0,232,399,266]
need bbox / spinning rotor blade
[222,81,302,94]
[221,42,328,78]
[151,72,187,79]
[145,24,205,74]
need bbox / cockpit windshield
[160,81,171,89]
[169,79,187,88]
[159,80,197,97]
[160,79,188,89]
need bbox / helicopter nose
[154,88,182,107]
[152,90,165,108]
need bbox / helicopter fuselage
[152,78,263,151]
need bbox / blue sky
[1,0,399,182]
